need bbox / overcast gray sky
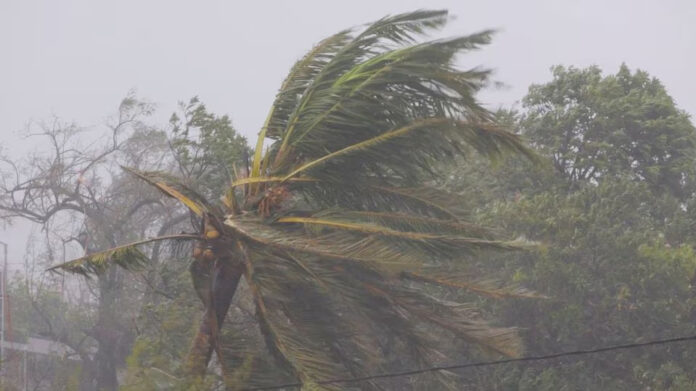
[1,0,695,266]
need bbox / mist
[1,2,696,390]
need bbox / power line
[242,334,696,391]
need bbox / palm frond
[393,289,523,357]
[272,10,452,159]
[219,324,295,390]
[46,234,199,276]
[217,279,297,389]
[230,176,317,188]
[250,29,354,194]
[285,34,496,151]
[403,271,547,299]
[275,216,523,253]
[243,259,345,390]
[255,29,353,145]
[122,166,213,217]
[315,210,495,238]
[256,23,536,183]
[226,215,422,270]
[290,257,518,378]
[230,176,472,220]
[49,246,148,276]
[281,117,452,181]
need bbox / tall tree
[51,10,537,390]
[522,64,696,197]
[0,95,190,390]
[168,96,249,198]
[442,65,696,390]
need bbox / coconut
[192,246,203,259]
[205,228,220,240]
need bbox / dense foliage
[446,65,696,390]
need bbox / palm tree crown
[51,10,538,390]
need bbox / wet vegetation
[1,9,695,391]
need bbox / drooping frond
[224,208,533,386]
[49,245,148,276]
[218,320,296,390]
[226,215,423,270]
[274,216,524,255]
[47,234,200,276]
[380,285,523,357]
[232,177,471,220]
[122,166,214,217]
[403,271,547,299]
[236,245,465,389]
[243,257,347,390]
[314,210,496,238]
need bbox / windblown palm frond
[121,166,216,217]
[218,10,537,388]
[50,10,539,390]
[47,234,199,276]
[48,245,149,277]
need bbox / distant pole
[0,240,6,385]
[23,350,27,391]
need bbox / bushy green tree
[446,65,696,390]
[476,181,696,390]
[168,97,249,198]
[522,64,696,197]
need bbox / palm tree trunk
[185,257,243,377]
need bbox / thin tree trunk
[90,268,128,391]
[185,257,243,378]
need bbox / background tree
[0,95,160,390]
[443,64,696,390]
[521,64,696,197]
[168,97,249,198]
[0,94,236,390]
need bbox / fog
[2,1,695,263]
[1,2,696,390]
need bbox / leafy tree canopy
[522,64,696,198]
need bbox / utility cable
[241,334,696,390]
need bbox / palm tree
[51,10,539,390]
